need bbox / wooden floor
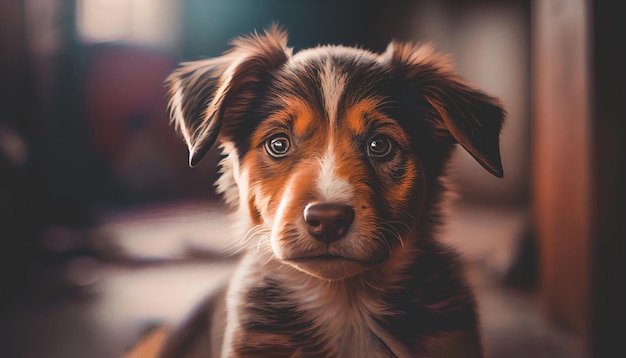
[1,200,585,358]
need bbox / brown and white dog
[159,26,505,358]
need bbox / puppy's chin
[282,257,369,281]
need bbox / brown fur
[160,25,505,358]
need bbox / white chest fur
[282,271,410,358]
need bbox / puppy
[159,25,505,358]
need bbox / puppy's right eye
[367,135,394,159]
[265,135,291,158]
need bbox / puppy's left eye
[367,136,394,159]
[265,135,291,158]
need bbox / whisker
[226,225,270,254]
[372,231,393,256]
[382,219,412,235]
[256,231,272,253]
[379,223,405,248]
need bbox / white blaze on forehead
[320,60,347,126]
[316,147,353,203]
[316,60,352,202]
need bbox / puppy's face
[247,56,422,280]
[166,27,505,281]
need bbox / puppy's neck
[228,232,451,358]
[256,250,416,357]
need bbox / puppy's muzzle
[304,202,354,243]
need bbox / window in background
[76,0,181,50]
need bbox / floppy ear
[165,25,291,167]
[384,42,506,178]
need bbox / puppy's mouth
[282,254,371,281]
[286,255,367,265]
[284,252,389,275]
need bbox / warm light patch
[75,0,180,49]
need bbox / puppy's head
[166,26,505,281]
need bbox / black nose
[304,202,354,243]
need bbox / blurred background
[0,0,623,357]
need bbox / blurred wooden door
[532,1,625,357]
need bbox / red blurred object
[83,44,218,200]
